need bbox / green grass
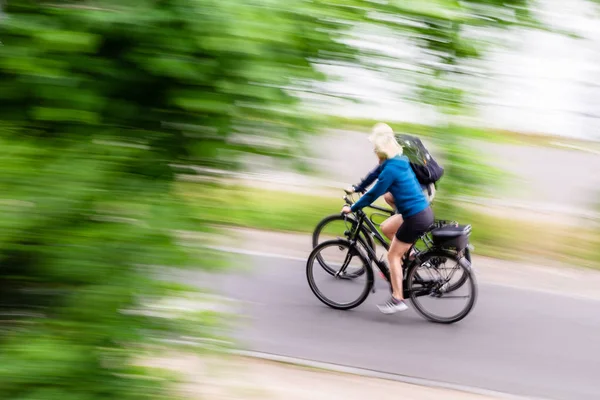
[179,182,345,232]
[432,204,599,267]
[434,200,600,268]
[180,182,600,269]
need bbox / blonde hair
[371,122,394,137]
[368,123,402,160]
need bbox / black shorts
[395,206,434,243]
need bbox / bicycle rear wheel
[448,247,471,292]
[406,250,477,324]
[312,214,374,278]
[306,239,374,310]
[431,246,471,293]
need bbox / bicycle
[311,190,472,280]
[306,193,477,324]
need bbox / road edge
[232,350,550,400]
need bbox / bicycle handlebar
[343,192,355,206]
[342,189,394,216]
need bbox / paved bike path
[185,254,600,400]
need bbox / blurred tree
[364,0,543,212]
[0,0,369,398]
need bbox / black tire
[306,239,374,310]
[406,250,477,324]
[311,214,375,278]
[444,246,471,292]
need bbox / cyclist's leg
[380,214,416,260]
[387,237,412,299]
[383,192,395,210]
[380,214,402,241]
[378,206,434,314]
[376,237,411,314]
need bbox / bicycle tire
[306,239,374,310]
[406,250,477,324]
[311,214,375,278]
[443,246,471,292]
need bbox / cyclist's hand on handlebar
[344,186,356,195]
[341,205,352,215]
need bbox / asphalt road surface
[188,254,600,400]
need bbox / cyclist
[342,126,434,314]
[347,124,435,241]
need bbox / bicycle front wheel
[306,239,374,310]
[406,250,477,324]
[312,214,374,278]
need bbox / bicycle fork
[334,240,358,278]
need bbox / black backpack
[395,134,444,186]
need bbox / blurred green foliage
[180,182,345,232]
[0,0,368,398]
[0,0,582,398]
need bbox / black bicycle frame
[344,204,446,297]
[345,210,419,285]
[355,211,390,252]
[338,192,470,300]
[368,203,394,215]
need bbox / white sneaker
[377,297,408,314]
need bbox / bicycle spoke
[307,240,374,310]
[407,251,477,324]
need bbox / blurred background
[0,0,599,399]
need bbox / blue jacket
[354,163,433,194]
[350,156,429,217]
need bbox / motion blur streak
[0,0,598,399]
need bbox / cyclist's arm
[353,164,381,193]
[350,168,392,212]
